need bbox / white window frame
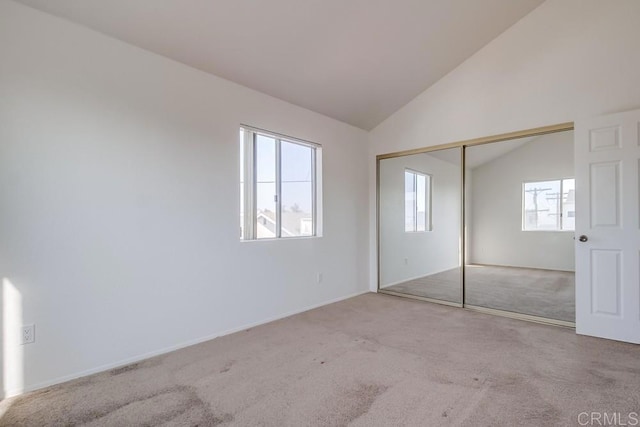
[404,169,432,233]
[240,125,322,241]
[522,177,575,231]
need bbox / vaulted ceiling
[15,0,544,130]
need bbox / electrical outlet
[22,324,35,345]
[316,272,323,283]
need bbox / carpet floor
[383,265,575,322]
[1,293,637,426]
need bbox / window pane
[256,135,277,239]
[239,130,245,239]
[425,175,431,231]
[523,180,562,230]
[281,141,313,237]
[562,178,575,231]
[405,171,416,232]
[416,174,426,231]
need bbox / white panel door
[575,109,640,343]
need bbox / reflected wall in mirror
[379,147,462,304]
[465,130,575,322]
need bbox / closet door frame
[376,122,575,328]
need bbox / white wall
[0,1,369,397]
[379,152,461,287]
[469,132,575,271]
[369,0,640,290]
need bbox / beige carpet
[382,267,463,303]
[1,293,638,426]
[383,265,575,322]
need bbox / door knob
[578,235,588,242]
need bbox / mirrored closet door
[377,124,575,326]
[465,130,575,324]
[378,147,462,305]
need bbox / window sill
[240,235,322,243]
[521,230,575,233]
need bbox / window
[240,126,321,240]
[405,169,431,232]
[523,178,575,231]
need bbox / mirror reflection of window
[404,170,431,232]
[379,147,462,305]
[523,178,575,231]
[561,179,575,231]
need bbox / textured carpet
[383,265,575,322]
[1,293,637,426]
[382,267,463,303]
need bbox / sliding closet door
[464,131,575,324]
[378,148,462,305]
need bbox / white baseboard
[1,289,370,400]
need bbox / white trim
[241,125,321,241]
[1,290,370,399]
[275,138,282,238]
[240,128,255,239]
[239,235,322,243]
[239,124,320,148]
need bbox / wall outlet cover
[22,324,35,345]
